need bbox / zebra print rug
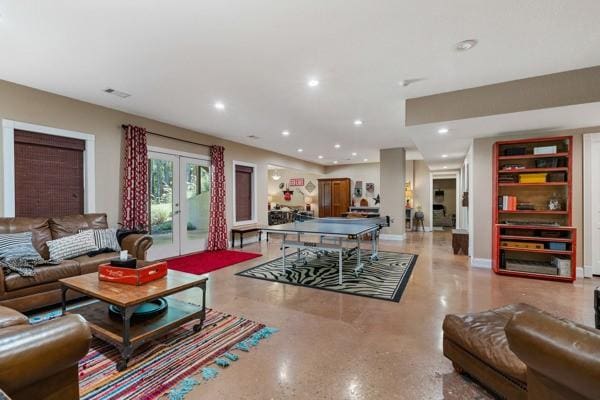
[236,250,417,302]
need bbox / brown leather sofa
[0,213,152,312]
[443,303,600,400]
[0,305,91,400]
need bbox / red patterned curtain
[207,145,228,250]
[121,125,149,229]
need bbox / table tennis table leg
[282,233,287,274]
[370,229,380,261]
[296,233,301,261]
[355,235,364,277]
[338,249,343,284]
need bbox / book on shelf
[499,195,517,211]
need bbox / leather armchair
[0,306,91,400]
[121,233,153,260]
[506,309,600,400]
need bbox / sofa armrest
[0,306,28,329]
[121,233,153,260]
[0,314,91,394]
[505,309,600,399]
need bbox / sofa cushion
[443,303,530,383]
[4,261,80,291]
[0,217,52,259]
[49,213,108,239]
[72,252,119,275]
[47,230,98,261]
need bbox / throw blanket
[0,244,50,277]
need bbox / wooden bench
[231,226,263,248]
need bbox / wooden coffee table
[60,270,207,371]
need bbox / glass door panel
[180,157,210,254]
[148,152,180,260]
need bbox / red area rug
[167,250,261,275]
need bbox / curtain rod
[121,124,212,148]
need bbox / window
[14,130,86,217]
[233,161,256,224]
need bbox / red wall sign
[289,178,305,186]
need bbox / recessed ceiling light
[438,127,449,134]
[363,158,369,162]
[353,119,363,126]
[351,152,357,156]
[334,144,341,149]
[443,166,448,169]
[214,101,225,110]
[399,78,424,87]
[103,88,131,98]
[318,155,323,159]
[307,79,320,87]
[297,148,303,153]
[281,130,290,136]
[333,160,338,164]
[442,154,448,158]
[456,39,478,51]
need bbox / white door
[147,151,210,260]
[179,157,211,254]
[590,138,600,275]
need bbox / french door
[147,151,211,260]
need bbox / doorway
[147,150,211,260]
[430,172,460,231]
[584,133,600,276]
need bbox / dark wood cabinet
[318,178,351,217]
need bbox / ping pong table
[261,216,390,284]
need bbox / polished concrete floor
[181,231,598,399]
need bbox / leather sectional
[0,213,152,312]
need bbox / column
[379,148,406,239]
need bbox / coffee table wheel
[116,359,128,372]
[370,254,379,261]
[193,321,204,333]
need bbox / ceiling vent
[103,88,131,98]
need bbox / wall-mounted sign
[289,178,305,186]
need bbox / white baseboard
[471,257,492,268]
[380,233,405,241]
[576,266,593,278]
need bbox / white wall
[323,162,381,207]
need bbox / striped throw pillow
[47,230,98,261]
[0,231,47,276]
[78,228,121,251]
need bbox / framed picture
[366,183,375,193]
[289,178,305,186]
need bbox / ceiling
[1,1,600,168]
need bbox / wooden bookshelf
[492,136,576,282]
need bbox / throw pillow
[47,230,98,261]
[79,228,121,251]
[0,232,47,276]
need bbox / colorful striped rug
[31,307,277,400]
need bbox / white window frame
[232,160,257,226]
[1,119,96,217]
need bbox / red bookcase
[492,136,576,282]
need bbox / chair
[0,306,91,400]
[443,303,600,400]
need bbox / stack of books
[499,195,518,211]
